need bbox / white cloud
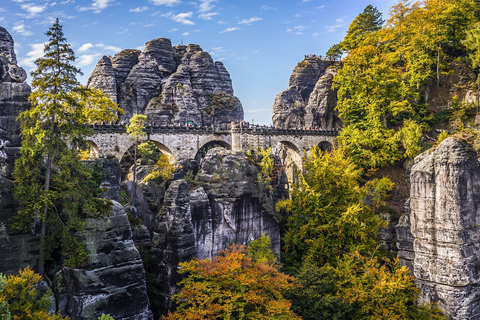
[168,27,178,32]
[294,14,301,18]
[78,0,114,13]
[78,43,94,52]
[325,19,344,32]
[239,17,262,25]
[130,6,148,12]
[260,5,276,10]
[209,46,225,57]
[149,0,181,6]
[318,5,325,9]
[12,23,33,36]
[77,54,99,67]
[198,12,218,20]
[220,27,239,33]
[217,20,227,24]
[103,45,121,52]
[286,25,308,35]
[19,42,45,68]
[20,4,47,18]
[302,0,312,2]
[162,11,195,25]
[78,43,121,53]
[182,32,190,36]
[198,0,216,12]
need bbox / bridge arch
[275,140,303,186]
[118,140,176,181]
[81,140,100,160]
[195,140,232,165]
[318,141,333,153]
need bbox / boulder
[86,56,117,103]
[0,27,16,64]
[150,148,280,312]
[408,137,480,319]
[0,27,35,275]
[272,56,340,129]
[88,41,243,125]
[193,148,280,257]
[58,201,152,319]
[304,67,341,130]
[151,180,195,311]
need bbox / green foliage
[341,5,384,51]
[282,147,385,271]
[247,234,277,265]
[326,43,343,59]
[126,114,147,202]
[138,141,160,164]
[143,154,174,183]
[164,245,300,320]
[98,314,115,320]
[285,262,354,320]
[126,114,147,142]
[256,147,274,195]
[335,252,447,320]
[333,0,479,170]
[12,19,119,272]
[0,268,67,320]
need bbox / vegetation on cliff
[12,19,122,274]
[332,0,480,170]
[164,243,300,320]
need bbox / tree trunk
[38,150,52,277]
[130,136,137,202]
[436,45,441,88]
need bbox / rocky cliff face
[55,201,152,319]
[87,40,243,126]
[272,56,341,130]
[405,137,480,320]
[151,148,280,311]
[0,26,36,275]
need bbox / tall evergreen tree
[13,19,122,275]
[126,114,147,202]
[341,5,384,51]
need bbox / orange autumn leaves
[164,245,300,320]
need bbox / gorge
[2,0,480,318]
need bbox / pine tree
[341,5,384,51]
[13,19,122,275]
[126,114,147,202]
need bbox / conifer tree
[341,5,384,51]
[13,18,122,276]
[126,114,147,202]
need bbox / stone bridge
[87,122,338,166]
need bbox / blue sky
[1,0,397,125]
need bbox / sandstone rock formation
[55,201,152,319]
[151,148,280,311]
[0,26,36,275]
[405,137,480,319]
[272,56,341,130]
[87,40,243,126]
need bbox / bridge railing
[89,122,340,136]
